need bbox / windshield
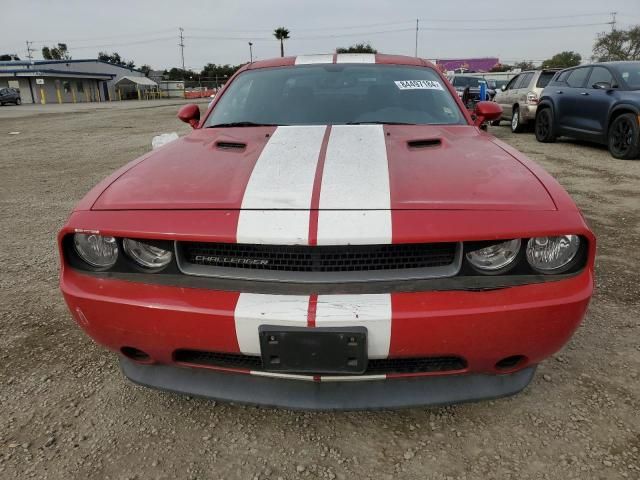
[452,76,484,88]
[205,64,465,127]
[613,62,640,89]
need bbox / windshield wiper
[345,121,417,125]
[207,122,284,128]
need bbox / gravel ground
[0,104,638,480]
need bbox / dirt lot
[0,103,638,480]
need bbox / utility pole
[609,11,617,32]
[248,42,253,63]
[415,19,419,57]
[25,41,35,60]
[178,27,185,72]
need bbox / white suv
[493,70,557,132]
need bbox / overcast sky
[2,0,640,70]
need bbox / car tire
[535,108,556,143]
[511,106,525,133]
[491,120,501,126]
[15,98,21,105]
[608,113,640,160]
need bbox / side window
[587,67,614,88]
[566,68,590,88]
[513,73,531,89]
[505,75,519,90]
[555,70,570,84]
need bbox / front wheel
[511,107,524,133]
[535,108,556,143]
[608,113,640,160]
[491,119,501,126]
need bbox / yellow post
[40,88,46,104]
[118,89,122,101]
[85,89,89,102]
[137,87,141,100]
[56,87,62,104]
[71,88,77,103]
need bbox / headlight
[466,239,521,273]
[123,238,172,269]
[73,233,118,268]
[526,235,580,273]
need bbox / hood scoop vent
[408,138,442,149]
[215,141,247,151]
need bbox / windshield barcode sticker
[395,80,443,90]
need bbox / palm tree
[273,27,290,57]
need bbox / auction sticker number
[395,80,443,90]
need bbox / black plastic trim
[120,358,537,410]
[73,268,584,294]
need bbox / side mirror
[592,82,612,90]
[177,103,200,128]
[501,84,507,91]
[473,101,502,126]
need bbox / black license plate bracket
[258,325,368,375]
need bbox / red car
[59,54,595,409]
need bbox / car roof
[243,53,434,71]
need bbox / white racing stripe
[315,294,392,359]
[295,54,334,65]
[237,126,326,244]
[234,293,309,355]
[336,53,376,64]
[317,125,392,244]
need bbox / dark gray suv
[535,62,640,159]
[0,87,22,105]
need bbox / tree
[139,64,152,77]
[98,51,135,69]
[0,54,20,61]
[513,61,536,71]
[336,43,377,54]
[42,43,70,60]
[490,63,513,72]
[273,27,290,57]
[541,51,581,69]
[200,63,243,83]
[593,26,640,61]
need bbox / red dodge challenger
[58,54,595,409]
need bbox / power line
[419,22,610,32]
[420,12,612,23]
[68,36,176,51]
[29,28,178,44]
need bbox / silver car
[493,70,557,132]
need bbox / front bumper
[61,264,592,407]
[121,358,537,410]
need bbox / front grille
[174,349,467,375]
[177,242,459,282]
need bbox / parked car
[450,75,489,108]
[0,87,21,105]
[535,62,640,159]
[58,54,594,410]
[493,69,557,132]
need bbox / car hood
[92,125,556,211]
